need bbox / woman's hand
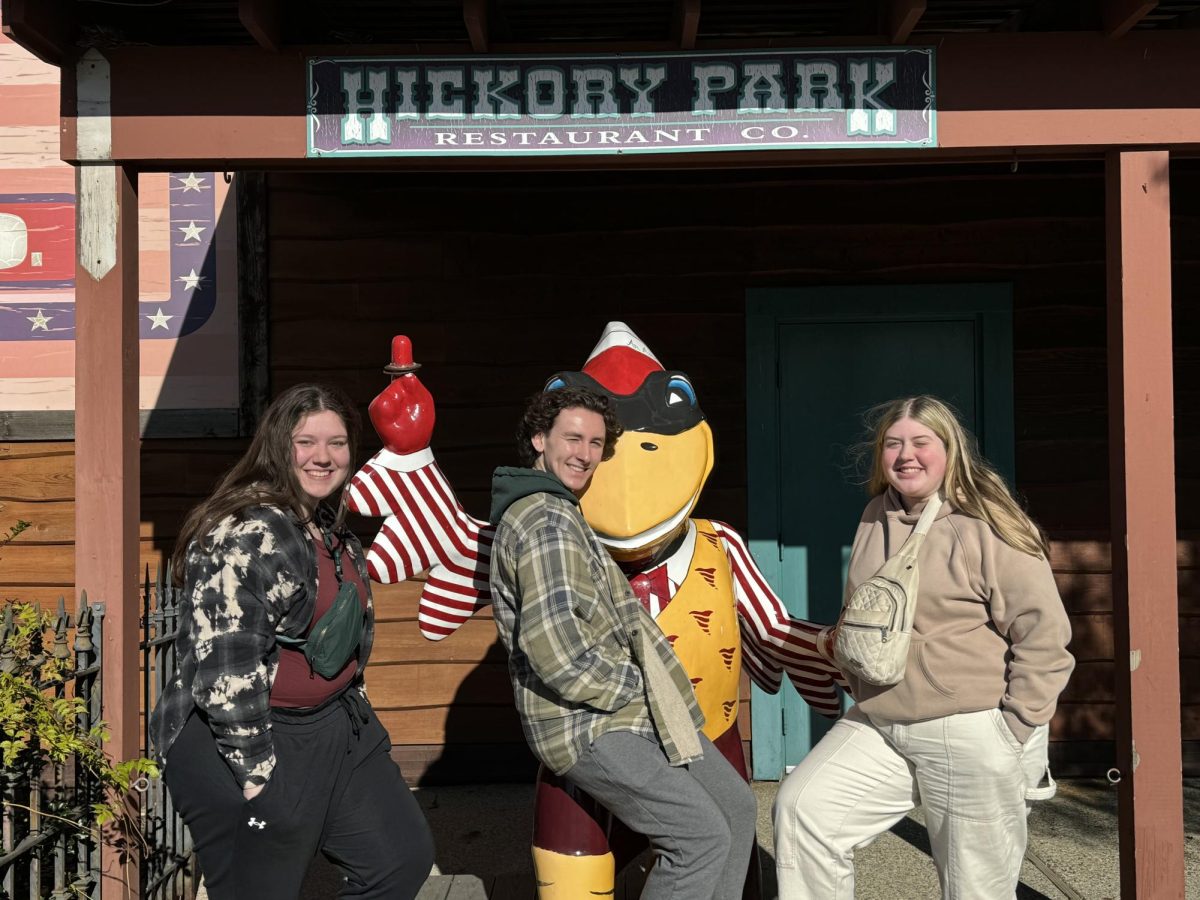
[243,783,265,802]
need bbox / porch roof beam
[887,0,926,44]
[674,0,701,50]
[1104,0,1158,39]
[0,0,74,66]
[238,0,283,52]
[54,31,1200,165]
[463,0,488,53]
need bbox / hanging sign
[307,48,935,157]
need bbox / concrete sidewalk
[289,778,1200,898]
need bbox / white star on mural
[177,268,205,291]
[146,307,174,330]
[26,309,52,331]
[177,173,205,193]
[178,221,206,242]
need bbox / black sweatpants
[164,691,434,899]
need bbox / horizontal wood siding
[3,160,1197,781]
[0,440,246,601]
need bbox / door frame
[745,283,1015,780]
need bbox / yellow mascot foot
[532,846,616,899]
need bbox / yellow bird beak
[580,422,714,553]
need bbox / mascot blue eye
[545,377,567,392]
[666,376,697,408]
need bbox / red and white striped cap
[581,321,663,396]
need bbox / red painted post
[74,162,141,899]
[1106,149,1184,898]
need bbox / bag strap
[893,493,943,560]
[277,522,350,650]
[320,526,346,584]
[911,493,943,537]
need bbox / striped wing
[710,520,848,718]
[345,449,493,640]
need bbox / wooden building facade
[6,162,1197,773]
[1,2,1196,897]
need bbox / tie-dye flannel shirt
[489,489,704,775]
[148,504,373,790]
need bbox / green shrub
[0,515,159,897]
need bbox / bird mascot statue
[346,323,845,899]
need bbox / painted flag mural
[0,21,239,431]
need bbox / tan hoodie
[844,489,1074,743]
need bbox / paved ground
[201,778,1200,898]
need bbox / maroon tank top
[271,531,368,708]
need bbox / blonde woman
[773,396,1074,900]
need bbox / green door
[746,285,1014,780]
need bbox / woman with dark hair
[773,395,1074,900]
[150,383,434,900]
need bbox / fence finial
[75,592,95,654]
[53,595,70,660]
[0,604,14,674]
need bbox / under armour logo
[248,817,267,830]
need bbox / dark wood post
[74,160,141,900]
[1106,148,1183,899]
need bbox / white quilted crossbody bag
[834,493,943,687]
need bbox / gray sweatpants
[564,730,758,900]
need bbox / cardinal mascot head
[542,321,714,566]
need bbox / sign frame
[307,47,936,159]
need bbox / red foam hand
[368,336,436,454]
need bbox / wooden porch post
[74,160,141,899]
[1106,149,1184,899]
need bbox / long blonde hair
[864,396,1049,558]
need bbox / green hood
[489,467,579,523]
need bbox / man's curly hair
[516,386,623,467]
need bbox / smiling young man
[488,386,757,900]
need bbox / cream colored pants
[773,705,1053,900]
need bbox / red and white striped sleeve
[710,521,848,717]
[739,633,784,695]
[346,448,493,641]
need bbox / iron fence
[140,566,195,900]
[0,595,102,900]
[0,568,196,900]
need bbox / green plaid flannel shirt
[490,489,703,775]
